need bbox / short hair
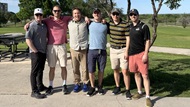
[72,7,81,14]
[53,5,61,10]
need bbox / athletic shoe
[63,85,69,94]
[82,84,88,92]
[98,85,104,95]
[112,87,121,95]
[73,84,80,92]
[132,93,143,100]
[86,87,95,96]
[45,86,53,95]
[146,98,152,107]
[125,90,132,100]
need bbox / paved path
[0,46,190,107]
[150,46,190,56]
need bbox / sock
[62,80,66,86]
[49,81,53,87]
[138,90,142,94]
[146,96,150,98]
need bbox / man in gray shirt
[68,8,89,92]
[25,8,48,99]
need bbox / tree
[178,13,190,28]
[126,0,182,47]
[9,14,20,26]
[0,11,8,27]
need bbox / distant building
[0,2,8,12]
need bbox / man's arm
[125,36,130,60]
[26,39,38,53]
[142,39,150,63]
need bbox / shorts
[110,47,128,69]
[47,44,67,67]
[88,49,107,73]
[129,51,148,75]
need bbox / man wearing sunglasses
[109,8,132,100]
[126,9,152,107]
[25,8,48,99]
[44,5,72,95]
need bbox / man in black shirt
[126,9,152,107]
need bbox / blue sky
[1,0,189,14]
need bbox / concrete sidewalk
[0,46,190,107]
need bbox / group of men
[25,5,152,107]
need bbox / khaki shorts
[47,44,67,67]
[110,47,128,69]
[129,51,148,75]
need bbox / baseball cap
[93,8,101,13]
[129,9,139,15]
[111,8,120,14]
[34,8,43,15]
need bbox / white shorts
[47,44,67,67]
[110,47,128,69]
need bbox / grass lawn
[152,25,190,48]
[1,25,190,97]
[103,51,190,97]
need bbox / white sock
[138,90,142,94]
[62,80,66,86]
[146,96,150,98]
[49,81,53,87]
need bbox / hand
[84,16,90,24]
[124,52,129,60]
[142,54,148,63]
[24,22,30,31]
[101,19,107,24]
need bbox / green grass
[1,24,190,97]
[152,25,190,48]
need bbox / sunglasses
[112,13,119,16]
[130,13,137,16]
[35,14,43,16]
[53,10,61,13]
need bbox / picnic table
[0,33,28,62]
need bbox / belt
[111,45,126,49]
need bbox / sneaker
[38,85,48,92]
[73,84,80,92]
[86,87,95,96]
[132,93,143,100]
[98,86,104,95]
[146,98,152,107]
[125,90,132,100]
[63,85,69,94]
[31,91,46,99]
[82,84,88,92]
[112,87,121,95]
[45,86,53,95]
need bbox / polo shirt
[43,16,72,45]
[129,21,150,55]
[25,20,47,53]
[109,18,130,47]
[68,19,88,50]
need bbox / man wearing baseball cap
[25,8,48,99]
[126,8,152,107]
[109,8,132,100]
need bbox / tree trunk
[150,0,163,47]
[126,0,131,23]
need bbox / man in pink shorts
[126,9,152,107]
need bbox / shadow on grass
[103,57,190,98]
[149,58,190,97]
